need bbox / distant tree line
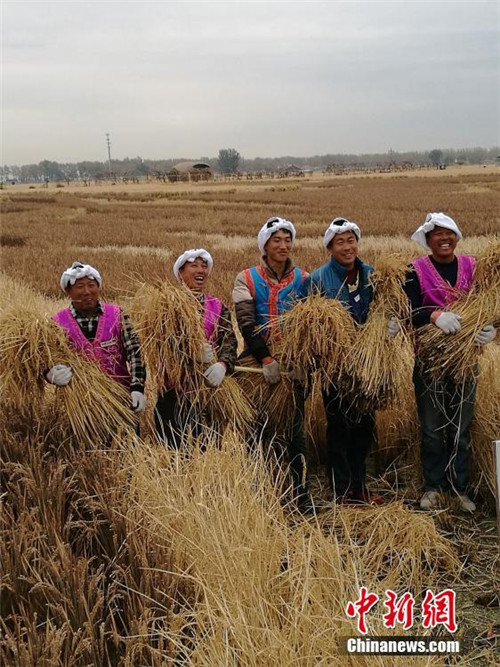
[1,147,498,183]
[240,146,499,172]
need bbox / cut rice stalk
[129,281,207,396]
[232,352,295,437]
[368,254,411,317]
[0,304,70,407]
[341,304,414,412]
[130,281,255,433]
[275,294,356,390]
[57,352,137,445]
[0,301,137,442]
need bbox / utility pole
[105,132,112,178]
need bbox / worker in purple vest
[233,217,316,515]
[45,262,146,415]
[154,249,237,447]
[404,213,497,512]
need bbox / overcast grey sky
[2,1,499,165]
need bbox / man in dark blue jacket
[299,218,383,506]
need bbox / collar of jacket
[328,255,363,278]
[260,256,295,282]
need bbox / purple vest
[53,303,131,388]
[203,294,222,343]
[413,255,475,309]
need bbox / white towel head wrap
[173,248,213,283]
[411,212,462,250]
[257,217,296,253]
[60,262,102,291]
[323,218,361,249]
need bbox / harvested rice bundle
[0,273,58,316]
[417,244,500,383]
[367,254,410,317]
[0,303,69,407]
[341,257,413,411]
[470,345,500,503]
[57,352,137,445]
[130,281,254,433]
[0,302,136,442]
[473,240,500,293]
[201,374,256,436]
[323,502,460,594]
[232,352,295,436]
[341,307,414,412]
[276,294,356,390]
[304,374,327,463]
[129,281,207,395]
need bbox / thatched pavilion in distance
[167,161,213,182]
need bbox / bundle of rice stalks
[417,243,500,383]
[473,240,500,294]
[130,281,255,434]
[341,257,413,411]
[0,302,136,444]
[276,293,356,390]
[200,374,256,436]
[341,309,415,412]
[0,303,67,408]
[367,254,410,318]
[470,345,500,504]
[129,281,207,396]
[59,353,137,445]
[232,351,296,437]
[304,374,327,462]
[322,502,460,594]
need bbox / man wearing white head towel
[155,249,237,447]
[299,218,384,507]
[46,261,146,415]
[233,217,315,514]
[405,213,496,512]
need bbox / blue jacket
[298,256,374,324]
[245,265,306,336]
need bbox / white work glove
[201,342,215,364]
[387,317,400,339]
[131,391,146,414]
[289,365,306,384]
[46,364,72,386]
[434,312,462,334]
[262,359,281,385]
[203,361,227,387]
[474,325,497,347]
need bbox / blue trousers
[413,366,476,494]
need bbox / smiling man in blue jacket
[299,218,383,506]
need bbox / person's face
[179,257,210,292]
[328,231,358,268]
[66,277,100,312]
[265,230,293,264]
[426,226,458,261]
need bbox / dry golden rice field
[1,167,499,665]
[1,165,499,304]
